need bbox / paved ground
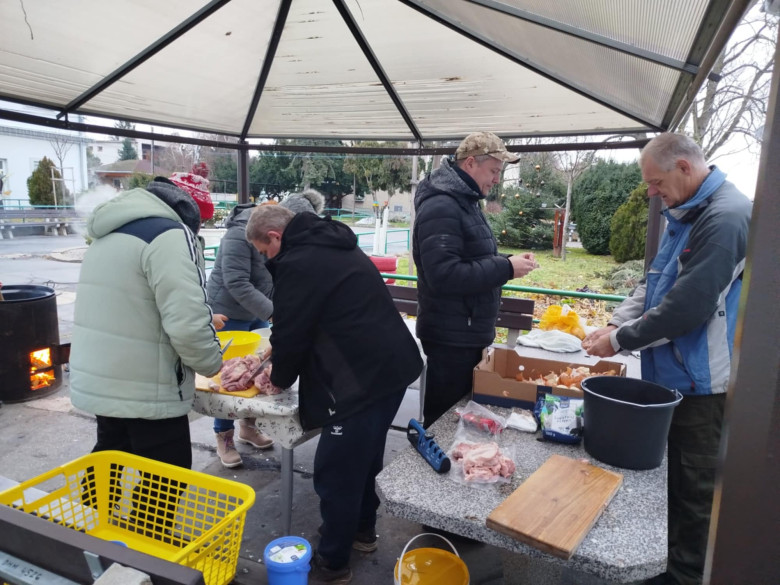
[0,234,624,585]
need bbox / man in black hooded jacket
[413,132,539,427]
[246,205,423,584]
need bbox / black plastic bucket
[581,376,682,470]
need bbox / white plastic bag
[516,329,583,352]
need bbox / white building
[0,105,90,205]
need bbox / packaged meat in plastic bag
[454,400,506,435]
[534,394,584,444]
[447,402,515,487]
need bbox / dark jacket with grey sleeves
[412,158,514,348]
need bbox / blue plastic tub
[263,536,312,585]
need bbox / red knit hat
[169,172,214,221]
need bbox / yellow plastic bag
[539,305,586,340]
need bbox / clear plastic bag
[447,402,515,487]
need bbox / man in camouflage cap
[455,131,522,164]
[412,132,538,428]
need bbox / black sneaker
[309,553,352,584]
[317,524,378,553]
[352,527,378,553]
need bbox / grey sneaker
[309,553,352,584]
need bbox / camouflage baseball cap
[455,132,520,164]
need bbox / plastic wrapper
[447,401,515,487]
[534,394,584,444]
[454,400,506,435]
[506,409,538,433]
[538,305,586,340]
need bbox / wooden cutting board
[486,454,623,559]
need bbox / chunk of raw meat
[220,355,261,392]
[254,364,282,395]
[451,441,515,482]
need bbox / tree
[488,186,553,250]
[572,160,642,255]
[118,138,138,161]
[27,157,68,206]
[48,133,75,194]
[343,142,412,213]
[551,144,595,260]
[610,183,649,263]
[128,172,155,190]
[155,140,196,171]
[680,1,776,159]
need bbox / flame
[30,348,55,390]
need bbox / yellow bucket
[217,330,261,360]
[394,533,470,585]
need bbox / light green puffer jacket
[70,187,222,419]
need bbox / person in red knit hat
[169,171,215,225]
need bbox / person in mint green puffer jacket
[70,177,223,470]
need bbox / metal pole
[409,151,419,276]
[237,143,250,204]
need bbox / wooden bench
[386,284,535,343]
[386,284,535,422]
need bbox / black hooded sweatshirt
[266,212,423,431]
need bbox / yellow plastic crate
[0,451,255,585]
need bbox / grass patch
[388,248,625,328]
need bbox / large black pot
[582,376,682,470]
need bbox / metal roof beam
[57,0,234,119]
[239,0,292,141]
[469,0,699,76]
[332,0,423,143]
[398,0,662,132]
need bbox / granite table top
[376,398,667,583]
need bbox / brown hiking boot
[309,553,352,584]
[236,418,274,449]
[215,429,242,468]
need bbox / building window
[0,158,7,193]
[393,205,403,212]
[97,146,103,152]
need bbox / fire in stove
[30,348,56,390]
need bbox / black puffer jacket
[206,204,274,321]
[413,158,513,347]
[267,212,423,431]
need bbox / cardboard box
[472,346,626,410]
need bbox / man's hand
[509,253,540,279]
[583,325,618,357]
[212,313,228,331]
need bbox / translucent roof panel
[79,0,278,135]
[248,0,412,139]
[0,0,745,142]
[0,0,212,109]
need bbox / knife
[220,337,234,354]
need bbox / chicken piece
[253,363,282,395]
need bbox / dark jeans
[313,389,406,569]
[421,341,484,428]
[87,415,192,538]
[93,414,192,469]
[213,318,269,433]
[666,393,726,585]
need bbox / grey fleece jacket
[206,203,274,322]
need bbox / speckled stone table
[376,398,667,584]
[191,379,319,534]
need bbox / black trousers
[313,389,406,570]
[93,415,193,469]
[421,341,484,428]
[666,393,725,585]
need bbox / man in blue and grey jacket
[584,133,752,585]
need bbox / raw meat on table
[220,355,262,392]
[254,363,282,395]
[451,441,515,482]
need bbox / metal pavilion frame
[0,1,777,581]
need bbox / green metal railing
[356,228,410,254]
[379,273,627,303]
[201,244,627,304]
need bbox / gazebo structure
[0,1,777,581]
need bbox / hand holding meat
[254,363,283,395]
